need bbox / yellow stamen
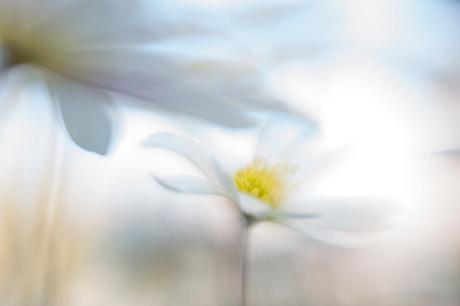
[234,158,287,209]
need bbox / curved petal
[43,47,289,127]
[229,0,342,65]
[270,211,319,220]
[0,65,71,204]
[11,0,219,46]
[287,145,351,193]
[256,114,317,164]
[0,66,34,126]
[281,198,399,232]
[279,219,375,248]
[153,174,227,197]
[237,193,271,219]
[2,0,293,127]
[47,76,118,155]
[144,132,236,199]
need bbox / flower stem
[240,215,254,306]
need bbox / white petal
[47,76,118,155]
[19,0,218,46]
[145,132,236,199]
[154,175,226,197]
[256,114,317,164]
[288,145,351,192]
[237,193,271,219]
[2,0,292,127]
[281,198,398,231]
[280,219,373,248]
[0,65,72,209]
[271,211,319,219]
[45,46,290,127]
[230,0,340,65]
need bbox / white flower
[145,117,398,247]
[0,0,289,154]
[0,68,87,305]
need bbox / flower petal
[0,65,71,204]
[15,0,217,46]
[44,46,289,127]
[281,198,399,231]
[237,193,271,219]
[270,211,319,219]
[3,0,293,127]
[256,114,317,164]
[47,76,118,155]
[154,174,226,197]
[144,132,236,199]
[279,219,375,248]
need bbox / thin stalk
[240,215,254,306]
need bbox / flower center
[234,158,287,209]
[1,30,56,69]
[1,41,34,67]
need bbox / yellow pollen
[234,158,287,209]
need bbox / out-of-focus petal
[153,174,227,197]
[0,65,68,203]
[256,114,317,164]
[48,75,117,155]
[2,0,294,127]
[281,198,399,231]
[226,0,343,65]
[237,193,272,219]
[288,145,350,192]
[12,0,291,127]
[13,0,217,46]
[144,132,236,198]
[41,47,287,127]
[279,219,374,248]
[270,211,319,219]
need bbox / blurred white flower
[145,116,397,247]
[0,0,289,155]
[0,68,89,305]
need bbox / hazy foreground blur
[2,0,460,305]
